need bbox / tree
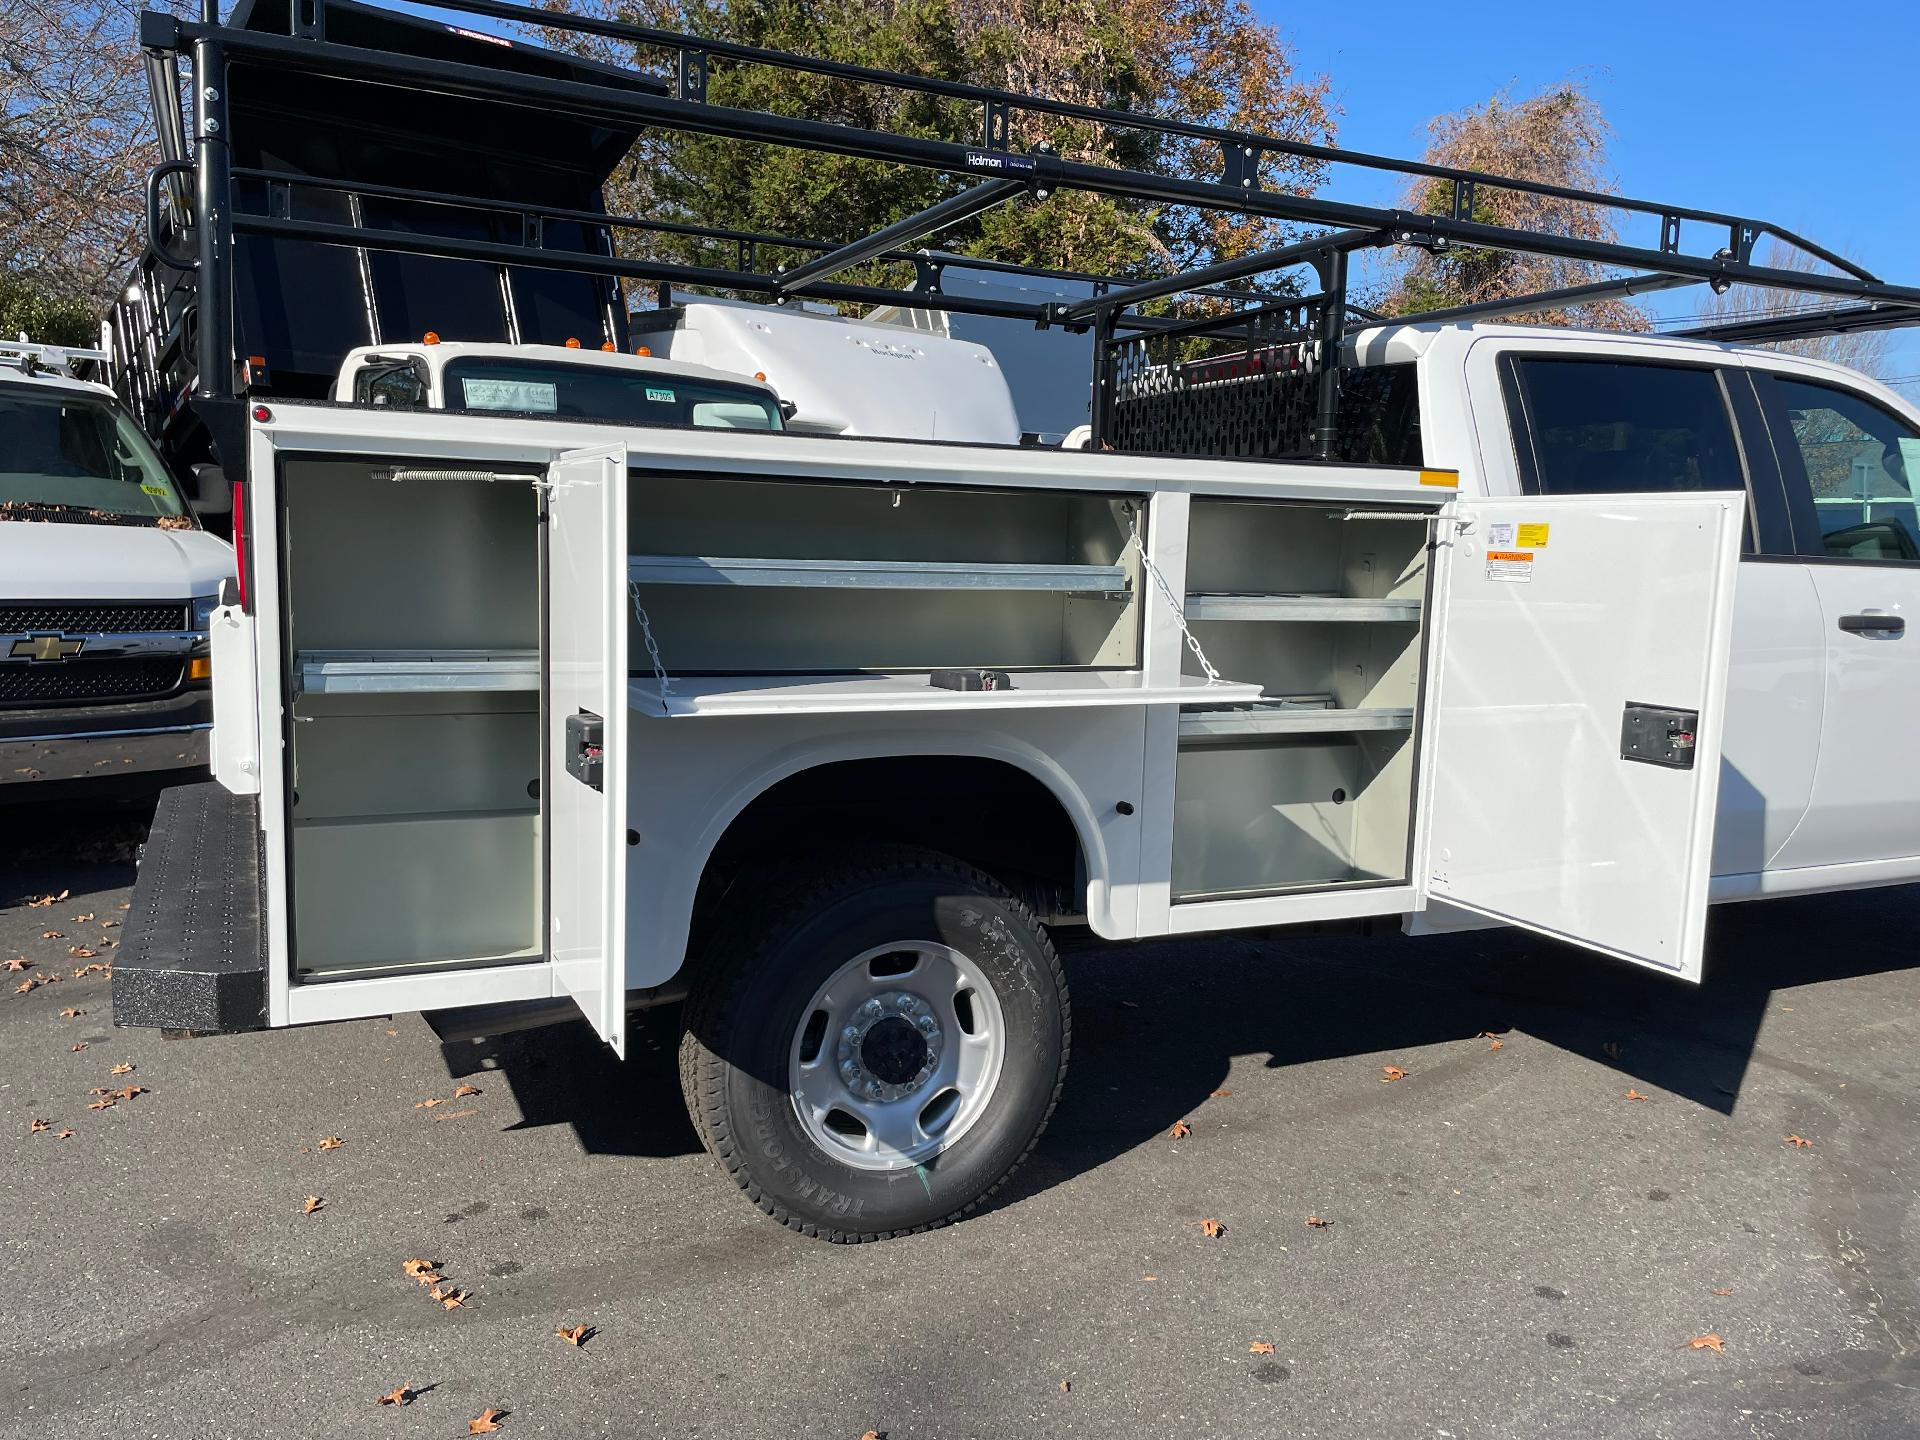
[1381,80,1648,332]
[1691,239,1895,377]
[537,0,1334,292]
[0,0,163,311]
[0,269,98,345]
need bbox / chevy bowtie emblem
[11,634,85,661]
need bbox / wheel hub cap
[837,991,942,1100]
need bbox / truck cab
[0,341,233,794]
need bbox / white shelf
[297,649,539,695]
[632,670,1264,718]
[629,554,1130,595]
[1179,703,1416,739]
[1185,592,1421,623]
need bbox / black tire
[679,845,1070,1242]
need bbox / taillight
[231,480,249,611]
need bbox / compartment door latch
[1619,702,1699,770]
[565,709,605,792]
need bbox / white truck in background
[0,340,233,796]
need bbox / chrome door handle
[1838,613,1905,636]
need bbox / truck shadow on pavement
[444,883,1920,1192]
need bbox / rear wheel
[679,846,1070,1242]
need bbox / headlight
[190,593,220,631]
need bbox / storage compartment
[1171,498,1429,900]
[280,461,542,980]
[627,473,1141,674]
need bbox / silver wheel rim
[788,941,1007,1172]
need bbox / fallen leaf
[25,890,68,908]
[468,1409,505,1434]
[70,1043,87,1052]
[111,1085,146,1101]
[1058,1378,1071,1393]
[13,979,37,994]
[60,1007,82,1018]
[1624,1089,1650,1102]
[453,1083,482,1098]
[427,1283,452,1301]
[415,1098,444,1109]
[1785,1134,1813,1149]
[440,1289,468,1310]
[1141,1275,1156,1282]
[431,1109,478,1122]
[303,1195,324,1215]
[100,920,119,928]
[555,1323,593,1347]
[2,958,29,972]
[1305,1215,1333,1229]
[1381,1066,1408,1083]
[1198,1218,1225,1239]
[1209,1088,1232,1098]
[317,1135,344,1150]
[87,1098,113,1111]
[1169,1120,1192,1139]
[72,963,109,978]
[87,1087,110,1096]
[1711,1287,1734,1297]
[55,1129,73,1140]
[401,1258,439,1278]
[857,1432,880,1440]
[29,1118,50,1133]
[109,1062,134,1076]
[1688,1333,1725,1354]
[1249,1341,1276,1355]
[40,932,63,940]
[375,1385,413,1407]
[69,947,97,959]
[1487,1039,1503,1051]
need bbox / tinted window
[1512,359,1746,497]
[1770,376,1920,563]
[442,359,782,431]
[1337,365,1423,466]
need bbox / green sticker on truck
[645,387,676,402]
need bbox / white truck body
[135,317,1920,1237]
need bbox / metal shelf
[1185,593,1420,623]
[296,649,539,695]
[629,555,1130,595]
[633,670,1261,718]
[1179,702,1415,739]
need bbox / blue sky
[1267,0,1920,384]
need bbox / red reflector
[251,404,272,422]
[231,481,249,610]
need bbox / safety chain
[629,579,674,715]
[1126,514,1222,686]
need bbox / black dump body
[116,0,651,473]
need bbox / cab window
[1506,357,1748,497]
[1768,376,1920,562]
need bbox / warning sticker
[1487,521,1516,546]
[1516,522,1550,548]
[1485,549,1534,582]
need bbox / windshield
[441,359,783,431]
[0,385,191,526]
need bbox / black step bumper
[114,781,267,1033]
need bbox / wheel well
[696,756,1087,936]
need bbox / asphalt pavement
[2,796,1917,1439]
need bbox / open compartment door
[1420,492,1743,980]
[546,444,630,1054]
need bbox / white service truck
[116,314,1920,1240]
[0,341,233,795]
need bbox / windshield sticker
[645,387,676,403]
[139,483,171,498]
[460,378,558,413]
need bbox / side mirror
[188,462,232,517]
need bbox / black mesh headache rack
[108,0,1920,479]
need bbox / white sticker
[1485,549,1534,583]
[461,378,557,413]
[1487,521,1516,547]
